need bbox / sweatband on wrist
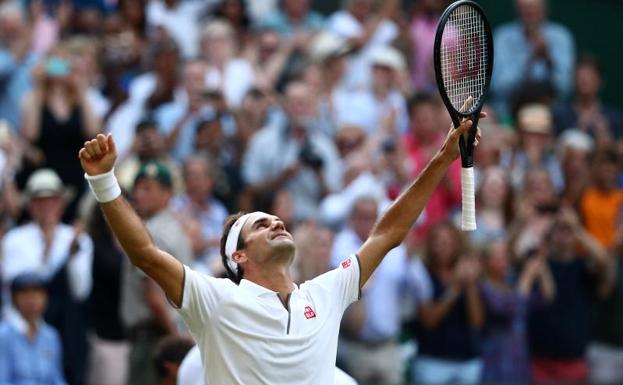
[85,169,121,203]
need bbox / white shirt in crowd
[326,11,398,90]
[1,223,93,313]
[146,0,213,59]
[174,254,361,385]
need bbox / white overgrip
[461,167,477,231]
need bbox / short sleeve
[174,266,232,330]
[309,254,361,312]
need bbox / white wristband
[85,169,121,203]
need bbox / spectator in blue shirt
[0,273,66,385]
[491,0,575,120]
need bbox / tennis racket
[433,0,493,231]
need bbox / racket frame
[433,0,494,168]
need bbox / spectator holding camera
[20,45,101,221]
[242,80,342,221]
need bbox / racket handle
[461,167,477,231]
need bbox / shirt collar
[239,279,298,297]
[6,307,40,336]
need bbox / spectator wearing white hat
[505,103,563,192]
[1,168,93,385]
[332,45,409,137]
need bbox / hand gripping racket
[433,0,493,231]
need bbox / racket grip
[461,167,477,231]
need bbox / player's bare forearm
[80,134,185,306]
[100,190,184,306]
[357,117,483,287]
[358,153,453,284]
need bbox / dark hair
[576,54,602,76]
[153,336,194,379]
[220,212,247,284]
[591,145,618,166]
[407,92,437,115]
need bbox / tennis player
[79,116,482,385]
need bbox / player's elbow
[127,244,160,270]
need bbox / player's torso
[199,282,340,384]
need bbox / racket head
[434,0,494,121]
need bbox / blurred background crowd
[0,0,621,384]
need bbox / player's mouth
[271,233,290,240]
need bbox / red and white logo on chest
[341,258,351,269]
[304,306,316,319]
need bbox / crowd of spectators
[0,0,622,384]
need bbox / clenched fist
[79,134,117,176]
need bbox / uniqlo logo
[304,306,316,319]
[341,259,351,269]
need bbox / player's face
[239,212,296,265]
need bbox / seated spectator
[579,147,623,249]
[326,0,399,89]
[480,238,554,384]
[0,273,66,385]
[2,169,93,385]
[242,80,342,221]
[491,0,575,119]
[506,103,563,192]
[20,44,101,221]
[589,225,623,385]
[153,336,194,385]
[121,161,192,385]
[527,208,613,384]
[170,156,228,275]
[554,55,623,143]
[412,222,484,385]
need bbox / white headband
[224,213,253,272]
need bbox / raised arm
[78,134,185,306]
[357,117,483,287]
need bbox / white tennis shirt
[175,255,361,385]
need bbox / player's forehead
[242,211,281,233]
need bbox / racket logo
[450,35,482,81]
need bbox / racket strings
[440,4,489,113]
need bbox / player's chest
[217,292,327,337]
